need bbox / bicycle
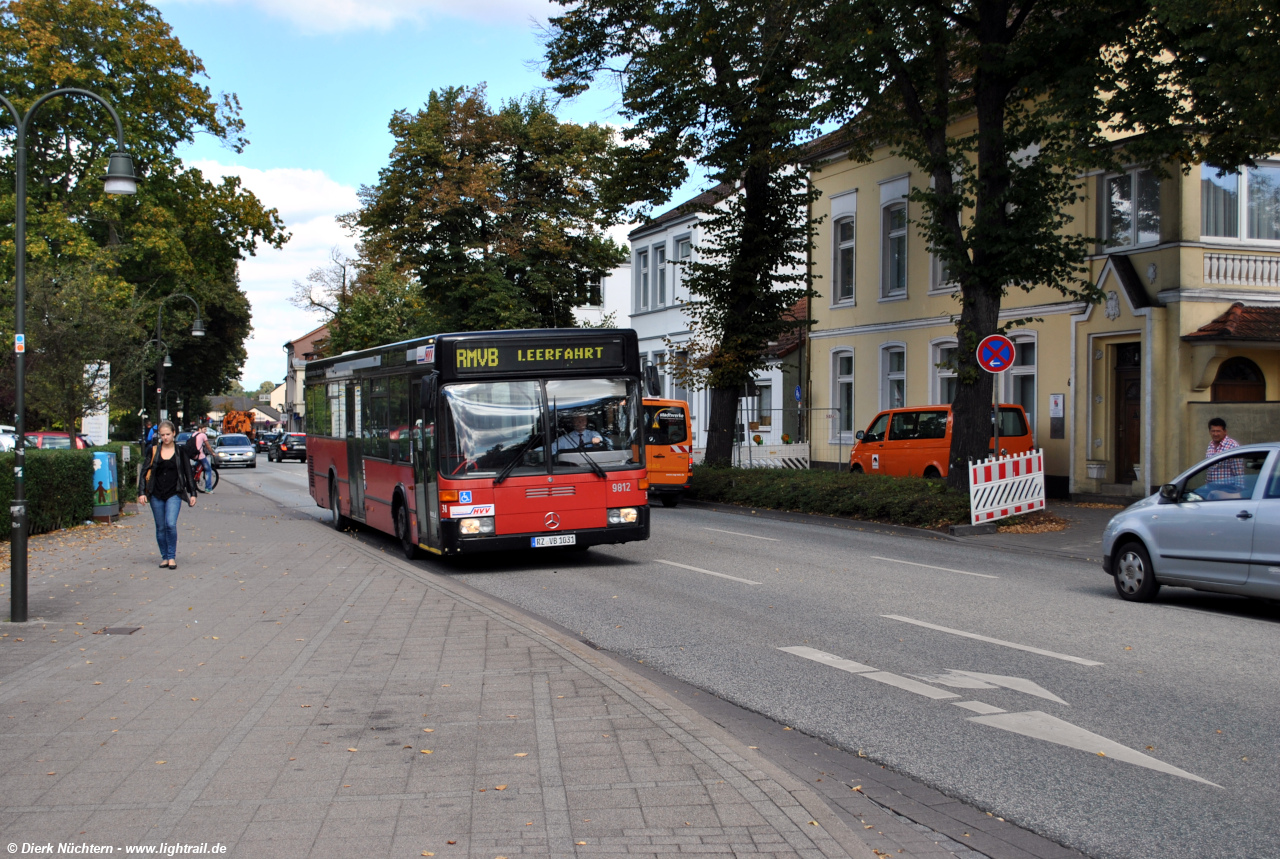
[193,457,219,492]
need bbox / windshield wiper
[575,447,607,479]
[494,431,543,485]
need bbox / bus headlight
[607,507,638,525]
[459,517,495,535]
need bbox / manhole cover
[95,627,141,635]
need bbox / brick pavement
[0,483,877,858]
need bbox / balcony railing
[1203,252,1280,287]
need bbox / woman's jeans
[149,495,183,560]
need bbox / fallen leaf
[447,841,456,845]
[851,785,862,792]
[495,785,507,791]
[1097,751,1106,757]
[423,728,433,732]
[47,771,56,775]
[93,681,102,685]
[156,761,166,765]
[421,750,433,754]
[348,748,358,752]
[575,842,586,846]
[808,821,818,826]
[513,753,528,757]
[441,684,450,687]
[289,758,295,761]
[190,698,198,701]
[422,853,434,856]
[1124,646,1132,650]
[301,705,311,708]
[784,727,792,731]
[864,825,873,829]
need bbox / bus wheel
[396,501,419,560]
[329,481,346,531]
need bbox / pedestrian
[137,420,197,569]
[142,419,155,454]
[1203,417,1245,498]
[188,424,215,492]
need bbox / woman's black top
[153,451,180,500]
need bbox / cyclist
[187,425,215,493]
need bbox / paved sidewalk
[0,483,876,858]
[954,502,1127,563]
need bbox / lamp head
[191,316,206,337]
[102,151,138,196]
[163,353,173,368]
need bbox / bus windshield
[440,378,642,478]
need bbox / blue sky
[155,0,645,389]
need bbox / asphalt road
[227,461,1280,859]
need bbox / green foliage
[353,85,626,333]
[0,449,94,538]
[326,255,442,353]
[689,467,970,529]
[544,0,823,465]
[0,0,288,425]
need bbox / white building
[573,263,632,329]
[628,182,808,455]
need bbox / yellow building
[804,133,1280,497]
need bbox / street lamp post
[0,89,138,624]
[154,293,205,429]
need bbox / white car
[213,433,258,468]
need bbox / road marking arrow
[915,669,1068,705]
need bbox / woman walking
[137,420,197,569]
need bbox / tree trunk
[945,287,1001,492]
[703,385,740,467]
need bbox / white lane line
[862,671,959,700]
[871,556,998,579]
[952,701,1006,715]
[702,527,781,542]
[883,615,1104,667]
[778,647,956,700]
[967,711,1220,787]
[654,559,761,585]
[778,646,875,674]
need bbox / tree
[815,0,1280,489]
[0,0,287,425]
[21,263,130,433]
[291,247,353,317]
[544,0,825,466]
[353,85,627,333]
[326,255,440,354]
[254,381,275,396]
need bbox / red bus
[304,328,650,557]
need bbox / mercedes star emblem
[544,512,560,530]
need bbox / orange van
[849,404,1032,478]
[642,398,693,507]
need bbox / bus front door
[346,380,366,522]
[414,418,441,550]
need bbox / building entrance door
[1113,343,1141,484]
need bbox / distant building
[282,323,330,433]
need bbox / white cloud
[161,0,558,33]
[190,160,355,387]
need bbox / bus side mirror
[643,365,661,398]
[420,375,438,413]
[855,430,864,440]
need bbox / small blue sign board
[794,385,802,403]
[459,490,472,504]
[976,334,1015,373]
[92,452,119,518]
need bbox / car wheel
[329,481,346,531]
[923,466,941,479]
[850,464,864,474]
[395,501,419,560]
[248,461,257,469]
[1113,540,1160,602]
[660,493,680,508]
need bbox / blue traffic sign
[794,385,802,403]
[976,334,1015,373]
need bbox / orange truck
[221,409,256,440]
[642,397,693,507]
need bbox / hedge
[0,449,95,539]
[688,466,971,529]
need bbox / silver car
[214,433,258,469]
[1103,441,1280,602]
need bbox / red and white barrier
[969,449,1045,525]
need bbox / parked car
[642,398,692,507]
[213,433,257,468]
[255,431,279,453]
[849,403,1033,478]
[0,432,15,452]
[268,432,307,462]
[25,431,90,450]
[1103,441,1280,602]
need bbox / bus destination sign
[453,339,625,374]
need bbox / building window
[882,345,906,409]
[1005,339,1037,438]
[931,252,955,292]
[833,352,854,438]
[1202,162,1280,241]
[882,203,907,296]
[676,237,692,302]
[754,382,772,427]
[586,277,602,308]
[934,342,958,404]
[1212,356,1265,402]
[834,218,855,302]
[1105,168,1160,248]
[655,245,667,306]
[637,250,649,311]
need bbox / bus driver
[551,414,606,452]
